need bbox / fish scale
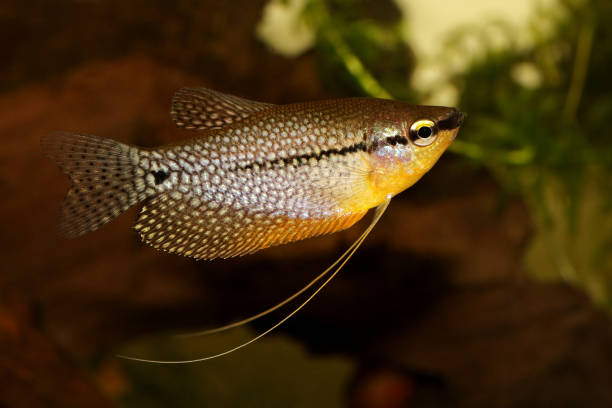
[43,87,463,260]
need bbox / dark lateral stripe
[438,109,464,130]
[239,141,367,171]
[368,135,408,153]
[151,170,169,185]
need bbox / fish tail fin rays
[41,131,151,238]
[117,199,391,364]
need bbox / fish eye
[409,119,438,147]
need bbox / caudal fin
[41,131,150,238]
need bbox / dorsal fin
[170,87,277,131]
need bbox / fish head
[366,101,464,198]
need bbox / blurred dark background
[2,0,612,407]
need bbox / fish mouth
[438,109,465,131]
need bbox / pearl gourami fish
[42,88,463,362]
[43,87,463,259]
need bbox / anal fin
[135,191,367,260]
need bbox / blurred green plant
[301,0,412,99]
[261,0,612,306]
[442,0,612,306]
[116,327,353,408]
